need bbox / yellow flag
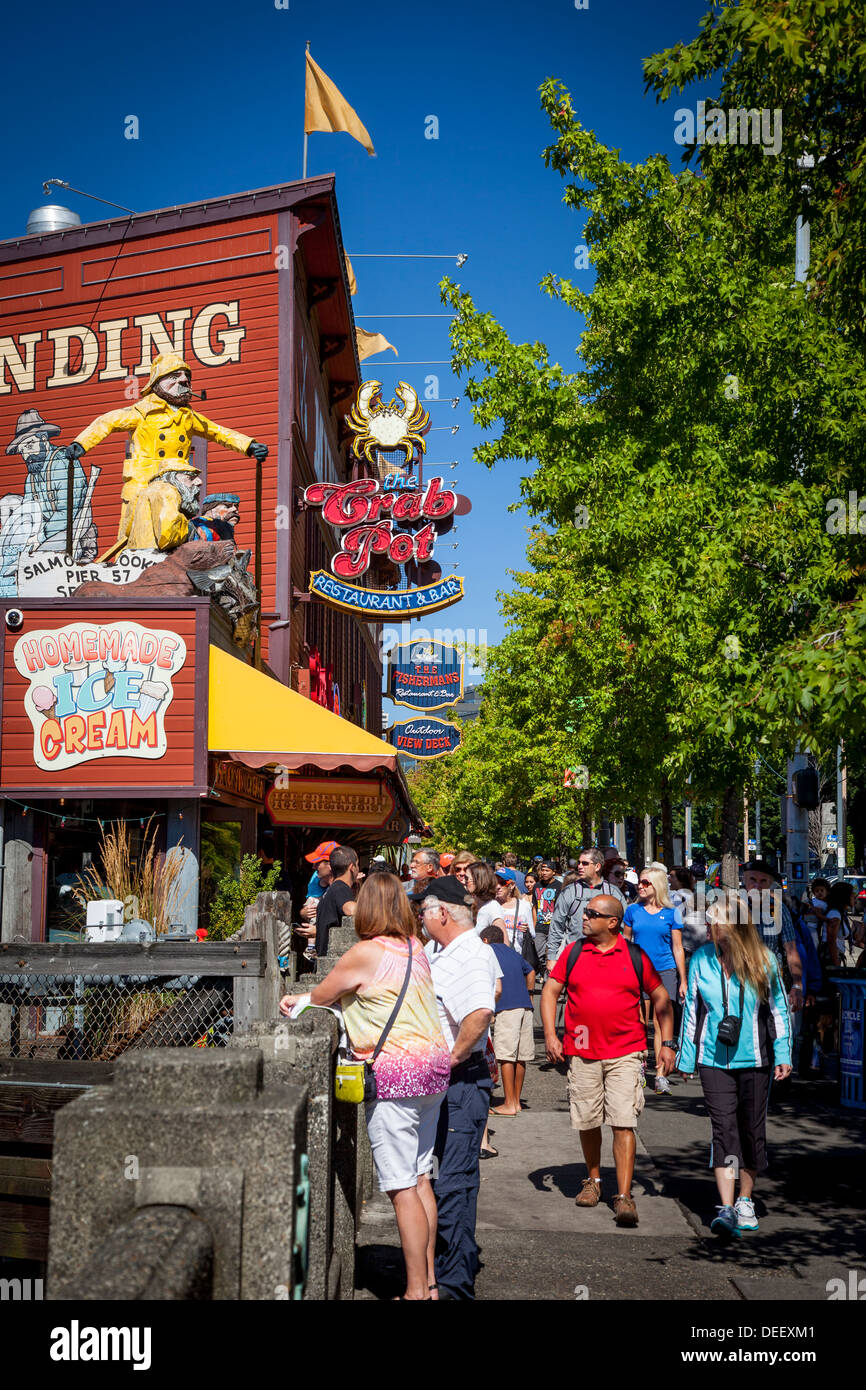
[305,52,375,156]
[344,254,357,296]
[356,328,397,361]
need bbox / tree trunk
[580,807,592,848]
[633,815,645,869]
[660,794,674,866]
[720,784,741,889]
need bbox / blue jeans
[432,1060,492,1300]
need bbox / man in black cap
[421,875,502,1300]
[193,493,241,542]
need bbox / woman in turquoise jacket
[678,895,792,1240]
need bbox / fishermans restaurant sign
[14,620,185,771]
[388,640,464,712]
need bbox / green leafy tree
[644,0,866,337]
[421,63,866,882]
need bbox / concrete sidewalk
[355,988,866,1301]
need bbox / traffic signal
[792,767,820,810]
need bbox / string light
[1,797,169,827]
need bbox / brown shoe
[575,1177,602,1207]
[612,1193,639,1227]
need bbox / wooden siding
[0,217,280,661]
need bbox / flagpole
[303,40,310,178]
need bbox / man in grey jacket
[546,847,626,968]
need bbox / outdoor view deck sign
[391,716,462,759]
[389,640,464,712]
[14,620,186,771]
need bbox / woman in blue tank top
[623,866,687,1093]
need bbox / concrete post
[230,1012,359,1300]
[48,1049,308,1301]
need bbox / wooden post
[235,894,283,1031]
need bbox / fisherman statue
[60,352,267,554]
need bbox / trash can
[830,975,866,1111]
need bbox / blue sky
[3,0,709,689]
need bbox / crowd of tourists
[277,841,864,1299]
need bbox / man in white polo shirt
[422,874,502,1301]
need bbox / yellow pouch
[334,1060,367,1104]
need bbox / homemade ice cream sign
[14,621,185,771]
[390,716,462,759]
[388,640,464,713]
[305,381,467,618]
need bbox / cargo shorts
[567,1051,645,1130]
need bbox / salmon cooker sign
[14,621,186,771]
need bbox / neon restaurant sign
[305,380,466,620]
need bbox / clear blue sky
[3,0,709,688]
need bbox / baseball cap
[415,874,474,908]
[305,840,339,864]
[440,852,456,869]
[495,867,518,884]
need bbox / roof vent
[26,204,82,236]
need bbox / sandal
[479,1146,499,1159]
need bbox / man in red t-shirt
[541,894,675,1227]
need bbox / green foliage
[643,0,866,338]
[206,853,281,941]
[419,25,866,851]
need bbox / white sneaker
[654,1074,671,1094]
[734,1196,759,1231]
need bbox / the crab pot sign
[302,475,458,578]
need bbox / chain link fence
[0,971,233,1062]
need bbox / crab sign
[346,381,430,465]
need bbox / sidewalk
[355,989,866,1300]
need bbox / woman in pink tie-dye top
[280,871,450,1301]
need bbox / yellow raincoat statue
[65,352,268,551]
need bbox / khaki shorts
[567,1052,645,1130]
[493,1008,535,1062]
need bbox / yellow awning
[208,644,396,773]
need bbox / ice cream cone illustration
[32,685,57,723]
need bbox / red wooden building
[0,179,420,941]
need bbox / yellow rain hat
[144,352,193,394]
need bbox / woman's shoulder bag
[335,939,414,1104]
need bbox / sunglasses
[638,879,653,887]
[583,907,617,921]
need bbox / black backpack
[564,937,650,993]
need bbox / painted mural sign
[389,640,464,713]
[1,409,97,596]
[17,547,166,597]
[309,570,464,619]
[391,717,462,759]
[14,621,186,772]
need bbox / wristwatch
[661,1040,677,1050]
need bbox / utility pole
[837,741,847,874]
[785,157,814,892]
[786,749,810,892]
[684,775,693,867]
